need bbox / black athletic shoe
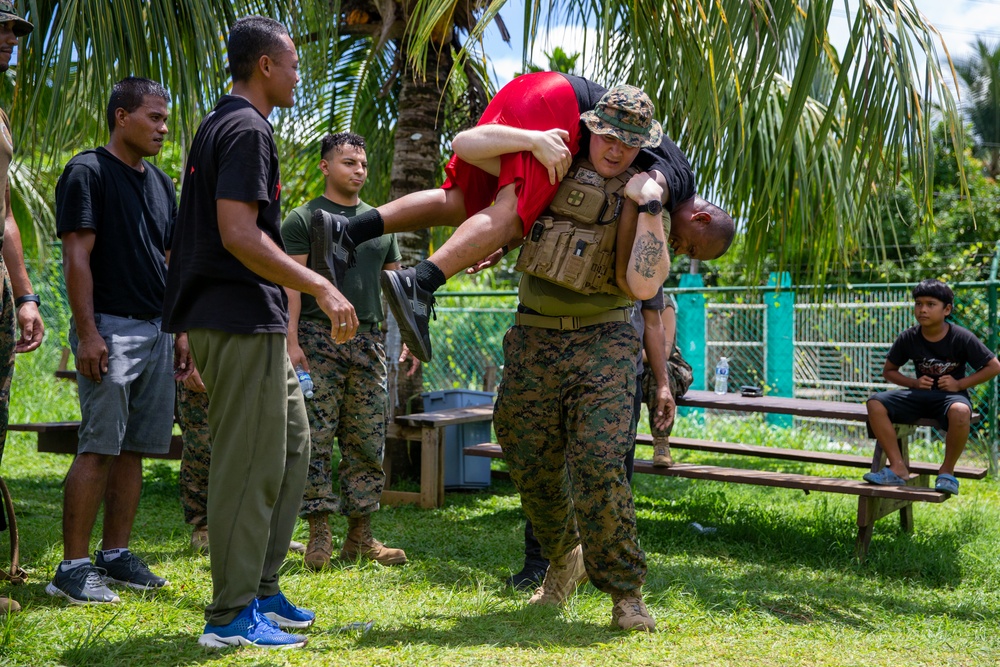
[505,559,549,590]
[310,209,356,287]
[380,267,435,362]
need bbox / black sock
[346,208,384,245]
[414,260,447,293]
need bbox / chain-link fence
[24,257,1000,469]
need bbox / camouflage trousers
[495,320,647,597]
[298,319,387,519]
[640,347,694,439]
[0,266,14,467]
[177,382,211,527]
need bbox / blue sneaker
[198,599,307,649]
[257,591,315,629]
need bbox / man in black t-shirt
[162,17,354,650]
[48,77,178,607]
[863,279,1000,494]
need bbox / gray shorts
[70,313,174,455]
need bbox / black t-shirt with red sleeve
[162,95,288,335]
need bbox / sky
[479,0,1000,97]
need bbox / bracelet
[14,294,39,308]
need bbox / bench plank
[635,434,987,480]
[394,404,494,428]
[462,444,947,503]
[10,422,183,460]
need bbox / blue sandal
[934,473,959,495]
[863,466,907,486]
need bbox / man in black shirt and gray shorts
[48,77,179,605]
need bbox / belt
[104,312,161,320]
[515,308,631,331]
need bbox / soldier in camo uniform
[280,132,405,569]
[641,294,694,467]
[494,86,733,632]
[0,1,44,616]
[176,370,211,551]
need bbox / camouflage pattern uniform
[176,382,211,527]
[495,320,647,596]
[640,344,694,439]
[0,269,14,467]
[298,319,387,517]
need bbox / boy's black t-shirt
[559,73,696,212]
[55,147,176,316]
[886,323,996,395]
[162,95,288,335]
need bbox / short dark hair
[106,77,170,133]
[913,279,954,306]
[320,132,366,160]
[228,16,290,83]
[697,197,736,260]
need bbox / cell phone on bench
[740,385,763,397]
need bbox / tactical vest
[515,160,637,297]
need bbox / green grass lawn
[3,348,1000,666]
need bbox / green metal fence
[26,258,1000,469]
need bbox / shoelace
[83,567,107,589]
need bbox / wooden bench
[8,421,184,460]
[461,389,987,558]
[381,404,495,509]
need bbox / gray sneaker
[46,563,121,605]
[95,550,169,590]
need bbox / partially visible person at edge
[862,279,1000,494]
[47,77,179,606]
[642,294,694,468]
[310,71,733,364]
[0,0,43,617]
[280,131,406,570]
[162,16,356,650]
[494,86,733,633]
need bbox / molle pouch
[549,178,608,224]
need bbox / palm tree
[955,38,1000,179]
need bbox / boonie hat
[580,85,662,148]
[0,1,32,37]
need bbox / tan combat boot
[652,438,674,467]
[190,525,209,554]
[0,595,21,615]
[527,544,588,606]
[304,513,333,570]
[611,594,656,632]
[340,515,407,565]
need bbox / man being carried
[312,71,734,361]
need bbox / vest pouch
[557,228,603,291]
[549,179,608,225]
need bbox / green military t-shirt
[281,197,402,326]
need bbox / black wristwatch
[637,199,662,216]
[14,294,39,308]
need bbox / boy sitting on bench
[863,279,1000,494]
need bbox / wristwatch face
[639,200,662,215]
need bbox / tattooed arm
[622,172,669,299]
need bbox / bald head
[668,197,734,261]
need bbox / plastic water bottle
[295,365,314,399]
[714,357,729,395]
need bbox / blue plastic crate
[422,389,494,489]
